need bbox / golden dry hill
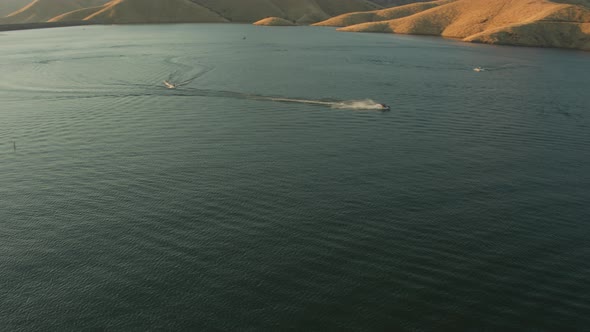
[254,17,297,26]
[0,0,109,24]
[314,0,449,27]
[370,0,431,6]
[3,0,380,25]
[192,0,380,24]
[0,0,34,17]
[50,0,227,24]
[316,0,590,50]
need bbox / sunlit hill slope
[1,0,109,24]
[0,0,34,17]
[315,0,590,50]
[192,0,380,24]
[1,0,380,25]
[253,17,297,26]
[314,0,450,27]
[50,0,228,24]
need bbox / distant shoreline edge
[1,22,588,52]
[0,21,95,32]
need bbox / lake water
[1,24,589,330]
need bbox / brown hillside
[0,0,33,17]
[330,0,590,50]
[192,0,380,24]
[314,0,381,15]
[3,0,378,25]
[253,16,297,26]
[313,0,448,27]
[0,0,108,23]
[370,0,431,6]
[52,0,228,24]
[191,0,284,23]
[48,6,107,22]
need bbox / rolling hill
[51,0,227,24]
[0,0,109,24]
[314,0,449,27]
[3,0,380,25]
[191,0,381,24]
[253,16,297,26]
[315,0,590,50]
[0,0,33,17]
[369,0,430,7]
[3,0,590,51]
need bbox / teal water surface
[1,24,590,330]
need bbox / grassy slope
[49,6,107,22]
[0,0,34,17]
[253,16,297,25]
[314,0,590,50]
[51,0,228,24]
[192,0,379,23]
[370,0,431,6]
[0,0,108,23]
[314,0,448,26]
[4,0,378,25]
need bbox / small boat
[473,67,485,72]
[379,103,391,111]
[163,80,176,89]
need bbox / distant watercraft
[163,79,194,89]
[473,67,485,72]
[163,80,176,89]
[379,103,391,111]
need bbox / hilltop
[253,17,297,26]
[369,0,430,6]
[0,0,109,24]
[2,0,380,25]
[315,0,590,50]
[3,0,589,51]
[50,0,227,24]
[0,0,33,17]
[192,0,380,24]
[314,0,448,27]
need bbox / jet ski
[163,80,176,89]
[379,103,391,111]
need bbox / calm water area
[1,24,589,330]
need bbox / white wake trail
[332,99,386,110]
[267,97,386,110]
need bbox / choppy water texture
[1,24,590,331]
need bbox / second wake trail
[264,97,389,110]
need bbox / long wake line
[163,82,389,111]
[264,97,389,110]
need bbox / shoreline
[1,21,588,53]
[0,21,95,32]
